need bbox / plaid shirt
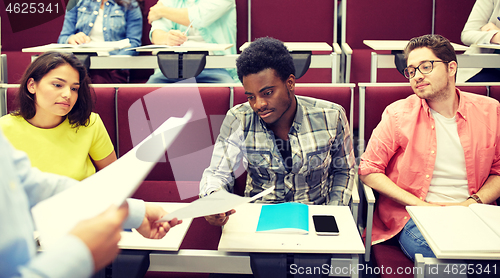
[200,96,355,205]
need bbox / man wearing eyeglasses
[359,34,500,261]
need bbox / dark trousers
[92,250,150,278]
[250,253,331,278]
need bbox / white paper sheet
[133,42,233,52]
[31,111,192,248]
[407,206,500,253]
[159,186,275,222]
[469,204,500,238]
[22,39,132,54]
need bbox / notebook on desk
[256,202,309,234]
[22,39,132,53]
[407,205,500,254]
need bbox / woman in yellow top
[0,52,116,181]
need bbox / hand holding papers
[31,110,192,248]
[159,186,275,222]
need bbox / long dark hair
[13,51,94,128]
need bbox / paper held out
[159,186,275,222]
[31,110,193,248]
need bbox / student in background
[146,0,236,83]
[460,0,500,82]
[0,52,117,181]
[200,37,355,225]
[359,34,500,261]
[0,128,181,277]
[58,0,143,83]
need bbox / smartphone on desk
[312,215,339,236]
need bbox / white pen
[183,20,194,36]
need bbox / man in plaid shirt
[200,37,355,226]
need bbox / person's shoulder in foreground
[0,128,181,277]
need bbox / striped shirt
[200,96,355,205]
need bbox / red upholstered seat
[456,85,488,96]
[490,86,500,102]
[92,87,118,149]
[363,85,414,146]
[116,86,230,192]
[371,237,413,278]
[6,87,17,114]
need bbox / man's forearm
[360,173,430,206]
[162,7,190,26]
[475,175,500,204]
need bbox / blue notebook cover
[256,203,309,234]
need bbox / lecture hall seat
[116,85,230,183]
[489,85,500,102]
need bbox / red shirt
[359,89,500,244]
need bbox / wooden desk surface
[119,202,193,251]
[363,40,468,51]
[218,203,365,254]
[240,42,332,52]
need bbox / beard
[427,78,451,102]
[266,87,293,127]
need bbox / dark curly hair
[236,37,295,82]
[13,51,94,128]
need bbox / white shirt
[426,108,469,203]
[88,7,105,42]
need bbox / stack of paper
[407,205,500,253]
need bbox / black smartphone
[312,215,339,236]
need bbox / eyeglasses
[403,60,449,79]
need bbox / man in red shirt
[359,34,500,260]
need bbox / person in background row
[58,0,143,83]
[360,34,500,261]
[0,127,181,277]
[460,0,500,82]
[146,0,236,83]
[0,52,117,181]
